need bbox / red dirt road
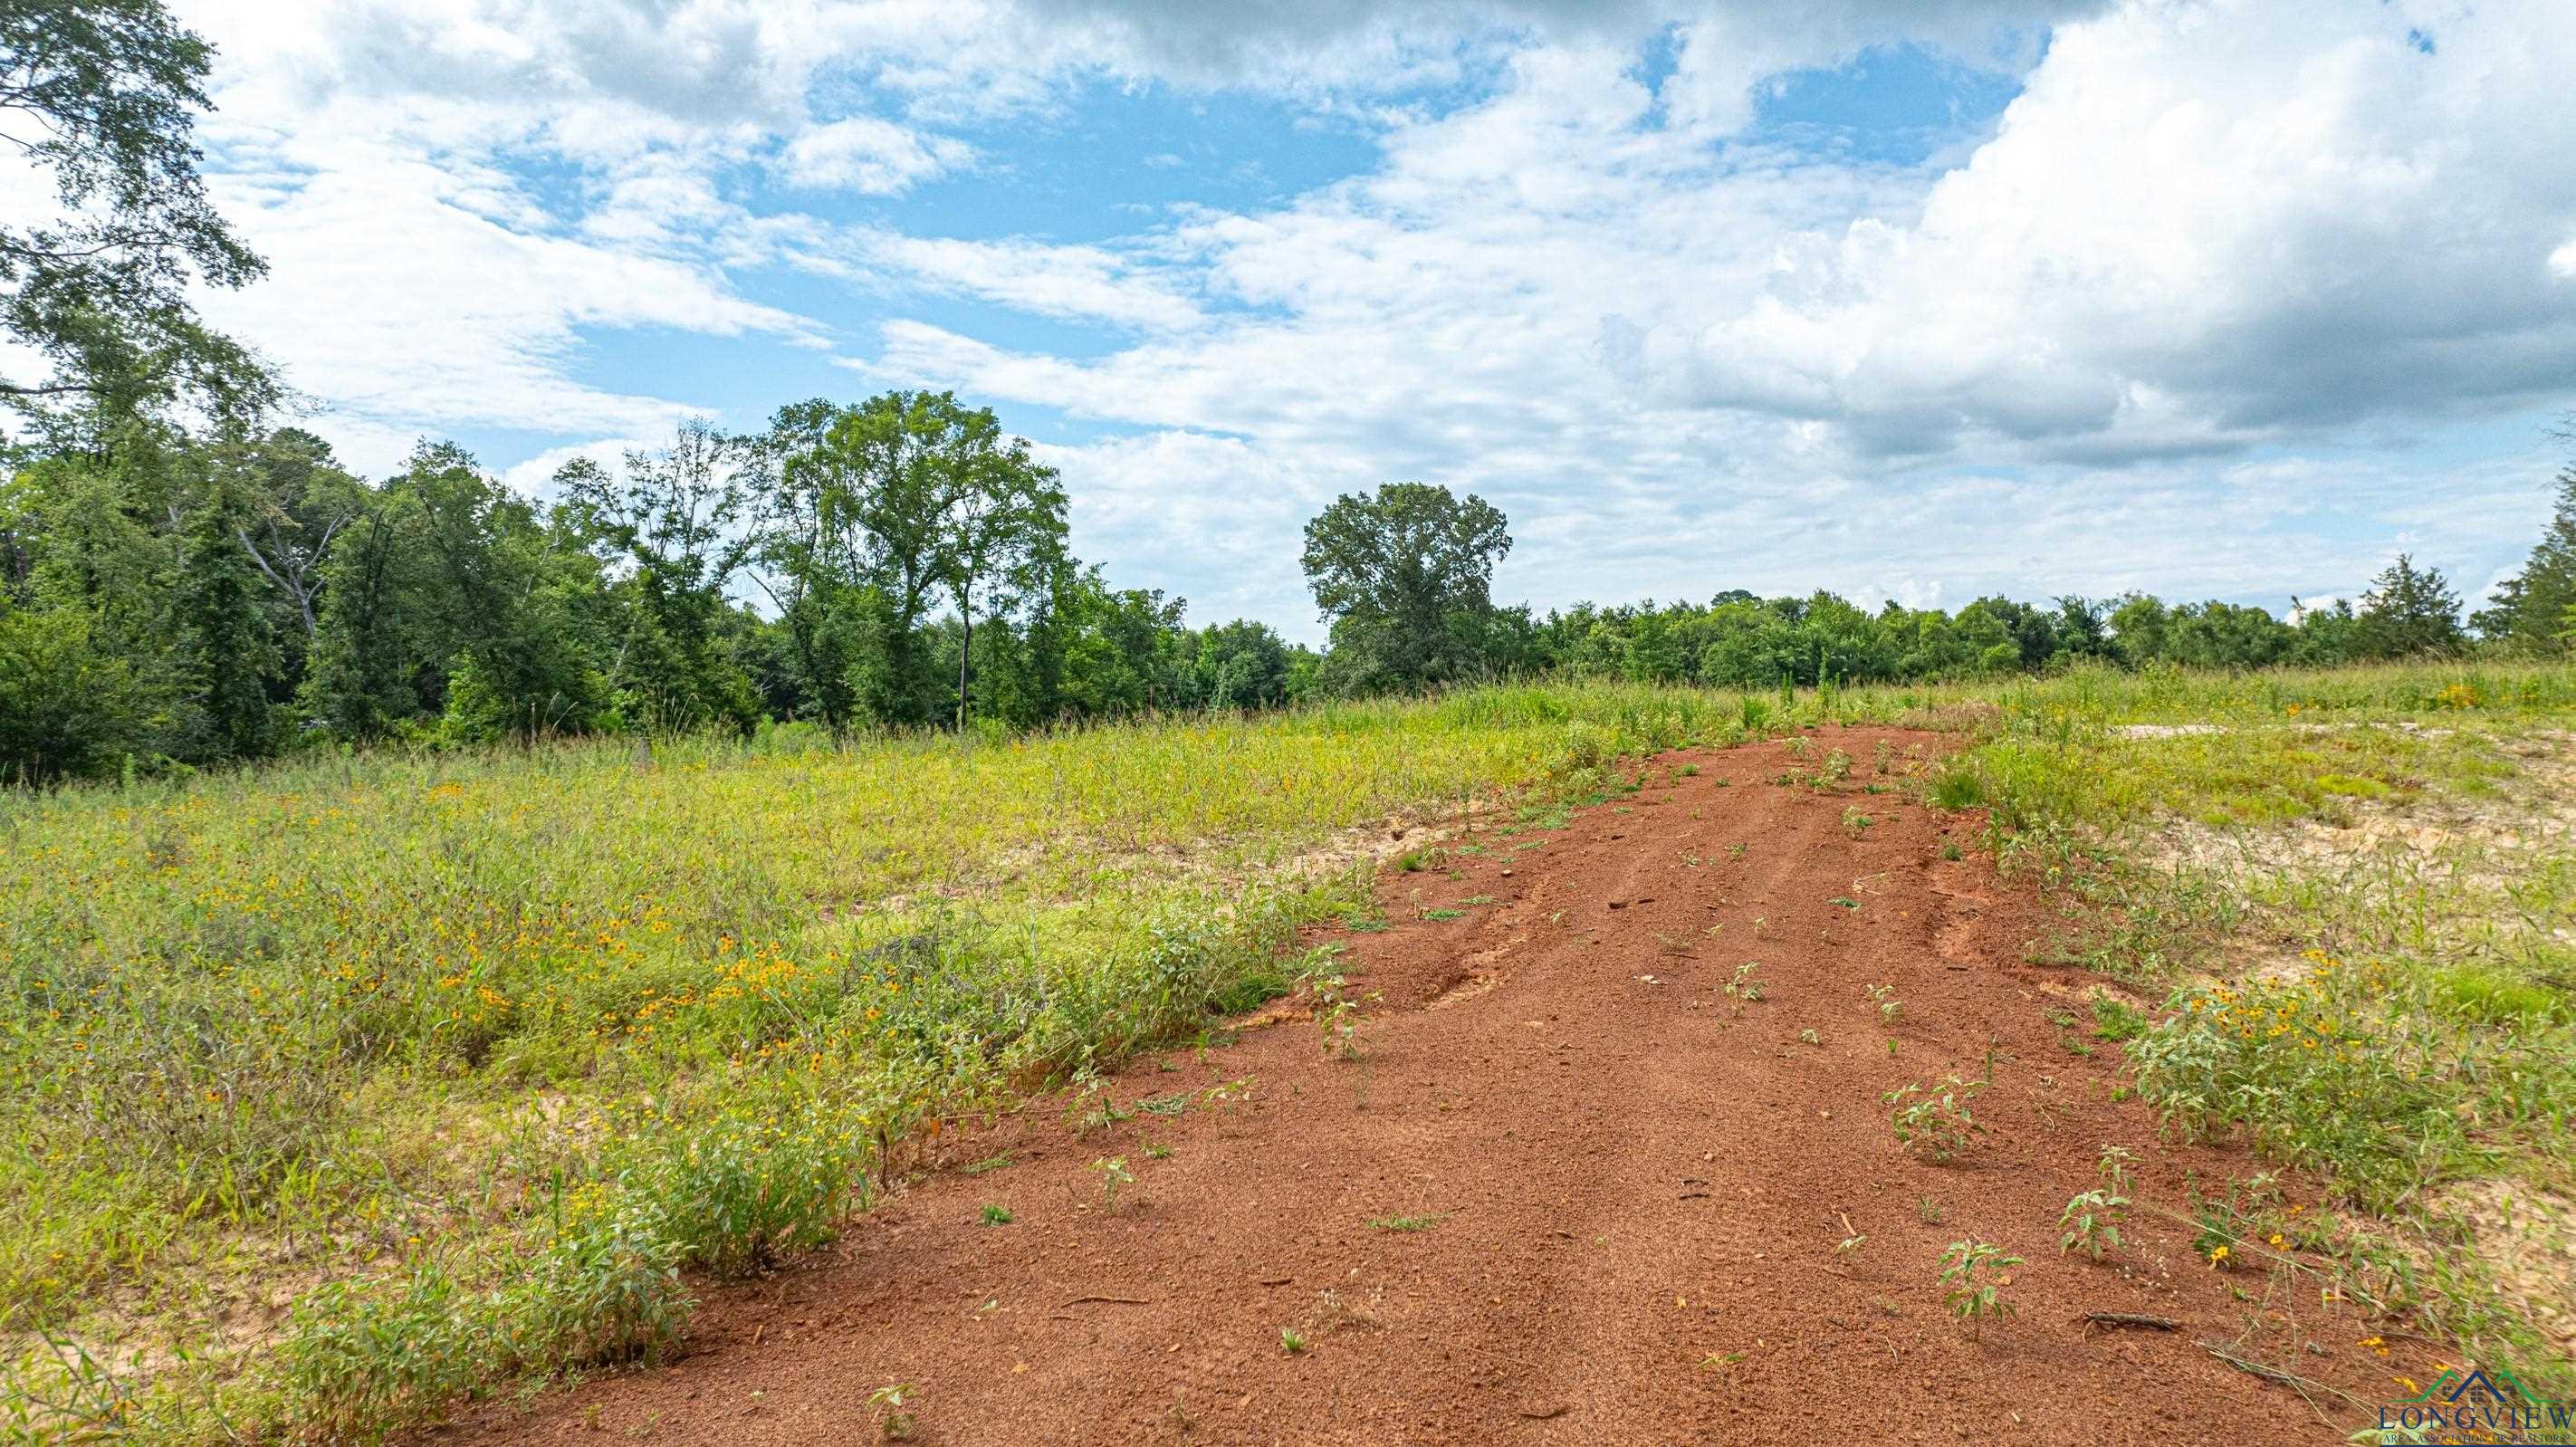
[443,729,2425,1445]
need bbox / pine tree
[2353,553,2466,659]
[2471,465,2576,651]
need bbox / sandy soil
[436,727,2431,1445]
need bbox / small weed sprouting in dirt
[1395,848,1444,873]
[1978,1038,2012,1084]
[1727,962,1766,1002]
[867,1383,918,1441]
[962,1153,1014,1176]
[1786,735,1812,760]
[1827,896,1861,911]
[1136,1091,1190,1116]
[1067,1068,1134,1136]
[1842,808,1874,837]
[1368,1214,1441,1232]
[1202,1075,1258,1109]
[1884,1077,1987,1163]
[1917,1195,1944,1223]
[1835,1231,1868,1257]
[1729,841,1748,859]
[1314,976,1382,1059]
[1798,1029,1821,1045]
[1939,839,1963,861]
[2095,1145,2137,1196]
[1937,1241,2022,1337]
[1929,769,1985,810]
[1421,907,1465,921]
[1090,1156,1135,1213]
[1144,1143,1173,1160]
[2089,992,2148,1042]
[1279,1327,1309,1355]
[1866,983,1902,1024]
[2057,1183,2128,1260]
[1677,762,1700,778]
[979,1203,1012,1227]
[1457,895,1497,906]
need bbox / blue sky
[165,0,2576,641]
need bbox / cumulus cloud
[137,0,2576,626]
[780,116,972,193]
[1655,0,2576,456]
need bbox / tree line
[5,1,2575,787]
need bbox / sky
[150,0,2576,641]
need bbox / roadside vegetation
[0,680,1843,1438]
[8,661,2576,1438]
[1934,661,2576,1397]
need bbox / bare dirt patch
[435,728,2437,1445]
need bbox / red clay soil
[439,728,2437,1446]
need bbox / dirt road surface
[441,728,2426,1445]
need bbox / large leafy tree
[1,0,273,439]
[304,444,612,741]
[1301,482,1511,694]
[1189,618,1290,710]
[224,427,363,665]
[940,432,1066,729]
[752,391,1066,728]
[557,421,761,733]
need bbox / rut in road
[441,727,2430,1446]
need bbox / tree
[750,391,1066,729]
[1189,619,1290,709]
[2471,465,2576,652]
[558,421,761,732]
[303,443,612,742]
[225,427,363,669]
[1,0,273,440]
[2352,554,2466,659]
[174,454,279,759]
[939,434,1067,730]
[1301,483,1510,694]
[0,603,153,783]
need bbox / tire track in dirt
[437,727,2434,1446]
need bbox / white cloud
[120,0,2575,626]
[780,116,972,193]
[1657,0,2576,456]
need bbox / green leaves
[1937,1240,2022,1337]
[1300,483,1510,694]
[2,0,276,437]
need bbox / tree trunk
[956,584,972,733]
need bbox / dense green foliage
[1,0,273,439]
[4,422,2532,789]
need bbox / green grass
[0,679,1920,1439]
[8,660,2575,1434]
[1935,659,2576,1393]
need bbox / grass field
[5,663,2573,1439]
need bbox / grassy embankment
[0,685,1843,1439]
[4,662,2572,1438]
[1939,662,2576,1400]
